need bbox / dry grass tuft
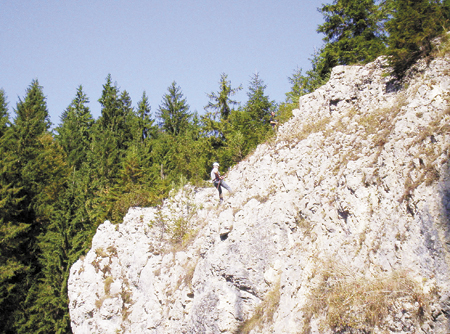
[104,276,114,295]
[301,260,435,333]
[295,213,315,239]
[120,289,132,305]
[278,116,331,144]
[400,104,450,201]
[176,260,198,291]
[95,296,107,309]
[107,245,118,257]
[434,32,450,58]
[238,279,281,334]
[95,247,108,258]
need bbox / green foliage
[30,187,81,334]
[0,89,9,137]
[0,96,27,332]
[217,73,278,158]
[97,74,126,134]
[205,73,242,120]
[245,73,276,124]
[311,0,387,85]
[285,67,308,105]
[0,66,284,334]
[318,0,387,65]
[55,86,94,170]
[134,91,157,143]
[386,0,450,76]
[0,80,69,333]
[156,81,191,135]
[283,49,333,102]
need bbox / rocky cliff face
[68,55,450,334]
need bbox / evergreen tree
[20,134,68,334]
[233,73,277,154]
[97,74,122,132]
[316,0,387,78]
[0,132,28,334]
[135,91,156,143]
[92,75,130,181]
[32,170,93,334]
[55,85,94,170]
[301,47,334,94]
[0,80,67,333]
[386,0,450,76]
[201,74,240,153]
[156,81,191,135]
[285,67,309,105]
[277,67,310,128]
[117,90,135,148]
[245,73,276,125]
[0,89,9,137]
[0,90,23,333]
[205,73,242,120]
[11,79,54,221]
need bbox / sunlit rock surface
[69,55,450,333]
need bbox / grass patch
[295,212,315,239]
[176,259,198,291]
[301,261,435,333]
[278,116,331,144]
[104,276,114,295]
[107,245,118,257]
[434,32,450,58]
[237,279,281,333]
[400,105,450,201]
[95,247,108,258]
[95,296,107,309]
[120,289,132,305]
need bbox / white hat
[213,162,219,167]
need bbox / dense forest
[1,0,449,333]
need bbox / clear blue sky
[0,0,325,128]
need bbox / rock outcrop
[68,55,450,333]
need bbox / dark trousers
[214,180,232,198]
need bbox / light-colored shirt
[211,167,220,182]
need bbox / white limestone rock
[69,55,450,333]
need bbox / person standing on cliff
[270,111,278,131]
[211,162,232,204]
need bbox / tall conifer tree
[317,0,387,78]
[56,85,93,170]
[135,91,155,143]
[157,81,191,135]
[92,75,127,181]
[386,0,449,75]
[245,73,276,124]
[205,73,242,120]
[0,80,67,333]
[203,73,242,151]
[0,89,9,137]
[0,87,27,334]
